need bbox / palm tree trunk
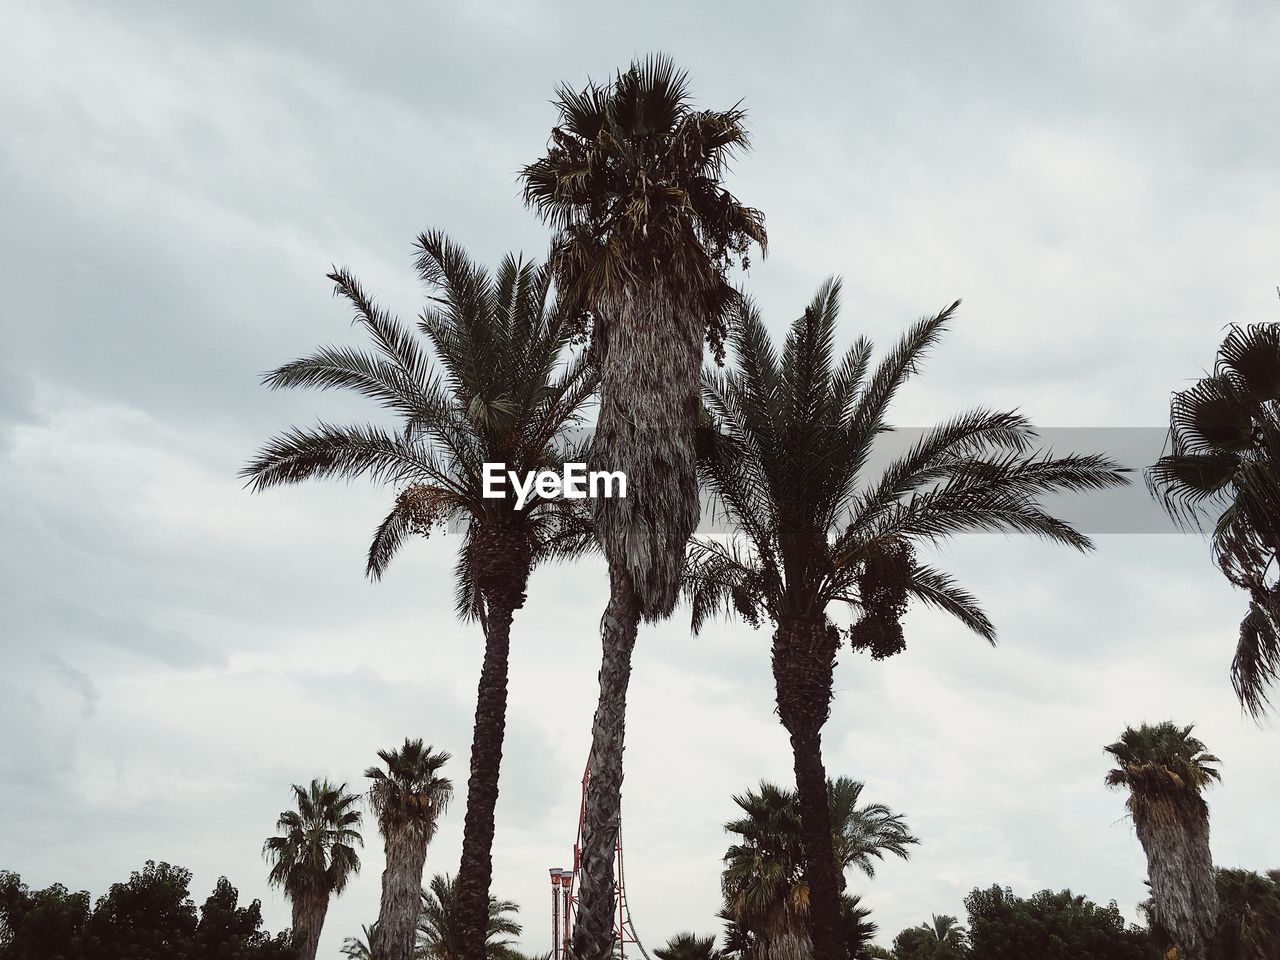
[290,890,330,960]
[372,825,428,960]
[592,285,702,621]
[773,618,844,960]
[1137,799,1218,960]
[456,527,530,960]
[570,560,641,960]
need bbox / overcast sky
[3,1,1279,956]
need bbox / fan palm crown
[264,779,363,901]
[1147,322,1280,715]
[1104,722,1221,814]
[365,739,453,843]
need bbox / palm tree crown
[416,873,523,960]
[918,913,968,945]
[242,230,596,609]
[687,279,1129,645]
[365,739,453,843]
[653,931,721,960]
[1147,322,1280,716]
[263,779,363,902]
[720,777,915,951]
[521,52,766,367]
[341,923,377,959]
[1104,722,1221,814]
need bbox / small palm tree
[416,872,524,960]
[263,779,363,960]
[522,55,766,960]
[916,914,967,946]
[688,281,1127,954]
[1147,322,1280,716]
[366,739,453,960]
[654,932,721,960]
[341,923,377,959]
[1105,722,1222,960]
[721,777,913,958]
[243,233,596,958]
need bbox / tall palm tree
[1105,721,1222,960]
[687,281,1128,957]
[721,777,913,959]
[416,872,524,960]
[655,932,722,960]
[243,233,596,959]
[1147,322,1280,716]
[263,779,363,960]
[522,55,766,959]
[366,739,453,960]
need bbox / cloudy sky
[3,1,1279,955]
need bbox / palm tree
[365,739,453,960]
[915,915,967,947]
[655,932,722,960]
[242,233,596,959]
[522,55,766,959]
[416,872,525,960]
[263,779,363,960]
[1105,722,1221,960]
[687,281,1128,957]
[721,777,914,958]
[341,923,377,959]
[1147,322,1280,716]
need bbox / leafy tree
[687,281,1127,954]
[263,779,363,960]
[522,54,766,960]
[366,740,453,960]
[1105,722,1221,960]
[0,870,91,960]
[721,777,914,957]
[963,885,1159,959]
[0,868,291,960]
[243,236,594,956]
[82,860,198,959]
[655,931,722,960]
[193,876,295,959]
[415,872,528,960]
[1146,322,1280,715]
[1207,867,1280,959]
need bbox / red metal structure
[549,755,650,959]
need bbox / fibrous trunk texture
[765,930,814,960]
[773,618,844,960]
[456,526,531,960]
[592,284,702,621]
[1136,796,1218,960]
[570,560,642,960]
[290,889,330,960]
[372,824,429,960]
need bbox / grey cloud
[41,652,100,719]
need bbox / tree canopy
[0,865,294,960]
